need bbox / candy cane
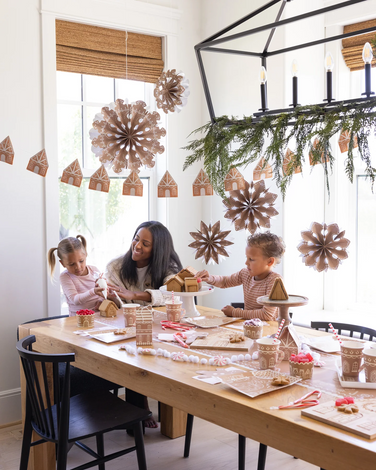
[329,323,342,344]
[272,390,322,410]
[274,319,285,343]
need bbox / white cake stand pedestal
[257,295,309,328]
[159,285,215,318]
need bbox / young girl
[196,232,285,321]
[48,235,107,316]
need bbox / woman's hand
[195,270,210,282]
[221,305,234,317]
[116,289,136,301]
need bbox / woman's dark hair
[120,221,182,288]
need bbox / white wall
[0,0,203,425]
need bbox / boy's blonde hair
[47,235,87,277]
[247,231,285,264]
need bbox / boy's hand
[195,270,210,282]
[221,305,234,317]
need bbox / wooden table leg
[159,403,187,438]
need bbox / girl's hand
[94,285,105,298]
[195,270,210,282]
[221,305,234,317]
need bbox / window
[57,72,158,311]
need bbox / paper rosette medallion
[297,222,350,272]
[90,99,166,173]
[223,180,278,234]
[188,220,233,265]
[154,69,190,114]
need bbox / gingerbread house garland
[26,149,49,177]
[253,158,273,180]
[283,148,302,175]
[158,170,178,197]
[61,159,83,187]
[193,169,213,196]
[0,136,14,165]
[338,129,358,154]
[224,168,246,191]
[123,170,143,197]
[89,165,110,193]
[136,306,153,346]
[279,324,301,361]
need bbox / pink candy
[244,319,263,326]
[290,352,314,363]
[335,397,354,406]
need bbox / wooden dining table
[18,306,376,470]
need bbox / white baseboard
[0,388,21,426]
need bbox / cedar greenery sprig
[183,100,376,199]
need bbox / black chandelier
[195,0,376,124]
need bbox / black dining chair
[311,322,376,341]
[17,334,150,470]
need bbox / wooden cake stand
[159,285,215,317]
[257,295,309,327]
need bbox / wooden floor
[0,398,317,470]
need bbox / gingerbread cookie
[114,329,127,335]
[271,376,290,386]
[229,333,245,343]
[337,404,359,414]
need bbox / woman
[106,221,182,428]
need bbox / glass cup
[256,338,284,370]
[340,340,364,377]
[362,348,376,382]
[122,303,140,327]
[165,300,183,322]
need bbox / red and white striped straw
[328,323,342,344]
[172,291,175,304]
[274,319,285,343]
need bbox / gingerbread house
[338,129,358,154]
[193,169,213,196]
[61,159,83,187]
[89,165,110,193]
[99,300,118,317]
[164,275,184,292]
[309,139,329,165]
[158,171,178,197]
[224,168,246,191]
[26,149,49,177]
[269,277,288,301]
[136,307,153,346]
[123,170,143,197]
[0,136,14,165]
[279,324,301,361]
[178,266,197,280]
[283,148,302,175]
[184,277,199,292]
[253,158,273,181]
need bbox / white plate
[304,337,341,353]
[335,358,376,389]
[90,328,136,343]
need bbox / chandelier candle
[291,59,298,107]
[324,52,334,103]
[362,42,374,98]
[259,66,268,111]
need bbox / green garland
[183,100,376,199]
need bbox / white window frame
[41,0,181,315]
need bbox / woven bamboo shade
[342,20,376,71]
[56,20,163,83]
